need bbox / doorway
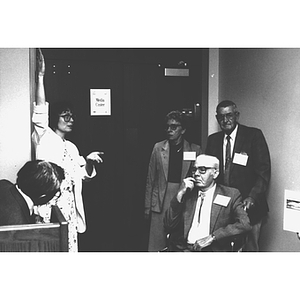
[41,48,208,251]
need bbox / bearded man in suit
[164,154,251,252]
[205,100,271,251]
[0,160,65,226]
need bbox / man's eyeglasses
[52,189,62,201]
[216,112,236,122]
[38,189,61,202]
[191,166,215,175]
[60,113,76,122]
[165,124,182,131]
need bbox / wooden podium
[0,206,68,252]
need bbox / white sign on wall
[90,89,111,116]
[283,189,300,233]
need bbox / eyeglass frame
[165,124,182,131]
[59,113,76,122]
[191,166,215,175]
[38,188,62,203]
[51,189,62,201]
[215,112,237,122]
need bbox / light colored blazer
[144,139,202,215]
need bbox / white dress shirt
[187,184,217,244]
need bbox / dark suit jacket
[164,184,252,251]
[206,124,271,223]
[145,139,202,214]
[0,180,33,226]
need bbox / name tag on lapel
[183,151,196,161]
[214,195,231,207]
[233,152,248,166]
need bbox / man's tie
[224,135,231,186]
[198,191,205,223]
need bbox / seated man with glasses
[0,160,65,226]
[164,154,251,251]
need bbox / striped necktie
[224,135,231,185]
[198,191,205,223]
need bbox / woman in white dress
[32,49,104,252]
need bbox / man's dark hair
[165,110,187,129]
[216,100,238,113]
[16,160,65,204]
[49,101,75,130]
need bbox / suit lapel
[10,185,31,223]
[216,133,225,179]
[160,140,169,180]
[233,124,246,155]
[161,139,193,181]
[210,185,223,233]
[184,190,198,237]
[181,139,192,180]
[229,124,246,175]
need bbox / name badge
[183,151,196,161]
[214,194,231,207]
[233,152,248,166]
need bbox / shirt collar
[198,183,217,198]
[15,185,34,215]
[224,123,239,142]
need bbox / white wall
[0,48,32,182]
[218,48,300,251]
[208,48,219,136]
